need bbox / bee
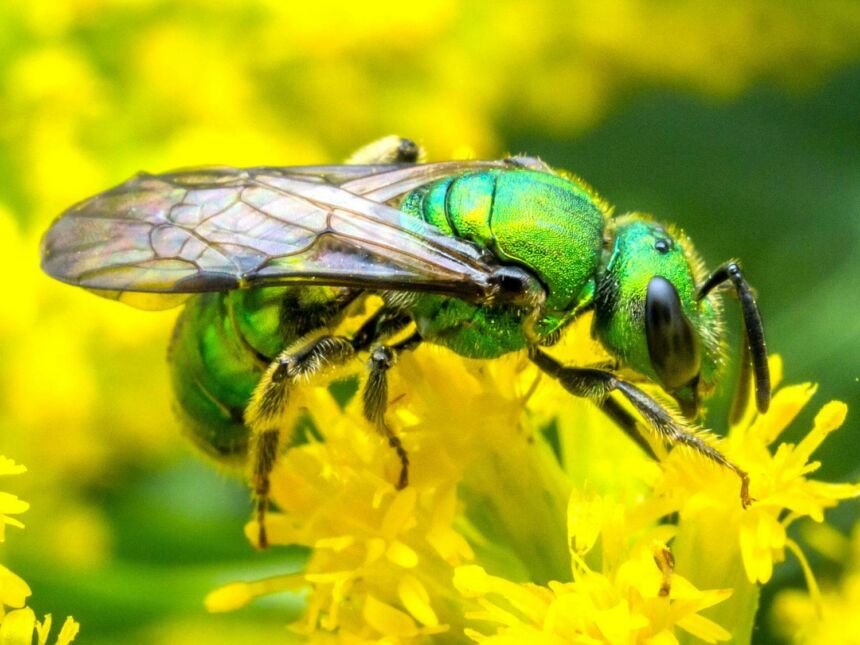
[41,136,769,547]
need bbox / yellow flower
[651,356,858,636]
[207,316,856,644]
[771,522,860,643]
[208,346,550,638]
[0,610,80,645]
[0,565,32,614]
[0,457,29,543]
[736,394,854,583]
[454,493,733,643]
[0,455,79,642]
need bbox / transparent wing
[41,160,536,309]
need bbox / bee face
[594,217,717,417]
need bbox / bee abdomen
[169,293,262,464]
[168,286,354,464]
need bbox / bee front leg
[245,335,356,549]
[530,348,752,508]
[362,333,422,490]
[597,396,659,460]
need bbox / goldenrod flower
[0,2,856,642]
[0,565,31,616]
[0,457,29,543]
[453,494,733,643]
[207,316,855,642]
[1,456,30,622]
[0,610,80,645]
[771,523,860,643]
[0,455,80,643]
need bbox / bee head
[593,215,723,419]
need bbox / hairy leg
[246,136,424,548]
[246,335,356,548]
[362,333,422,490]
[530,348,751,507]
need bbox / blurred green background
[0,1,858,642]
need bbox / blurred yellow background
[1,1,858,642]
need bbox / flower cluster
[1,1,858,639]
[207,316,856,642]
[770,515,860,642]
[0,456,79,643]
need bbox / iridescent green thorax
[593,216,723,406]
[401,169,606,317]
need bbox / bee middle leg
[362,332,422,490]
[529,348,751,508]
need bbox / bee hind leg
[245,335,356,548]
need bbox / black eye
[645,276,700,390]
[654,239,670,254]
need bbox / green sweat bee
[41,136,770,547]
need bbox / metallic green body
[171,168,609,456]
[401,169,605,357]
[402,169,605,313]
[42,147,769,524]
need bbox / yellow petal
[205,574,305,613]
[739,512,782,583]
[793,401,848,465]
[386,539,419,568]
[594,602,648,643]
[34,614,50,645]
[454,565,490,597]
[381,487,417,538]
[398,575,439,627]
[464,627,488,642]
[0,493,30,516]
[204,583,255,613]
[0,565,32,608]
[647,629,680,645]
[0,457,26,477]
[314,535,354,551]
[748,383,816,446]
[0,607,36,645]
[567,490,604,557]
[769,354,784,390]
[454,566,551,625]
[362,594,417,638]
[675,611,731,643]
[365,537,387,564]
[55,616,80,644]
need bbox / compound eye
[645,276,701,390]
